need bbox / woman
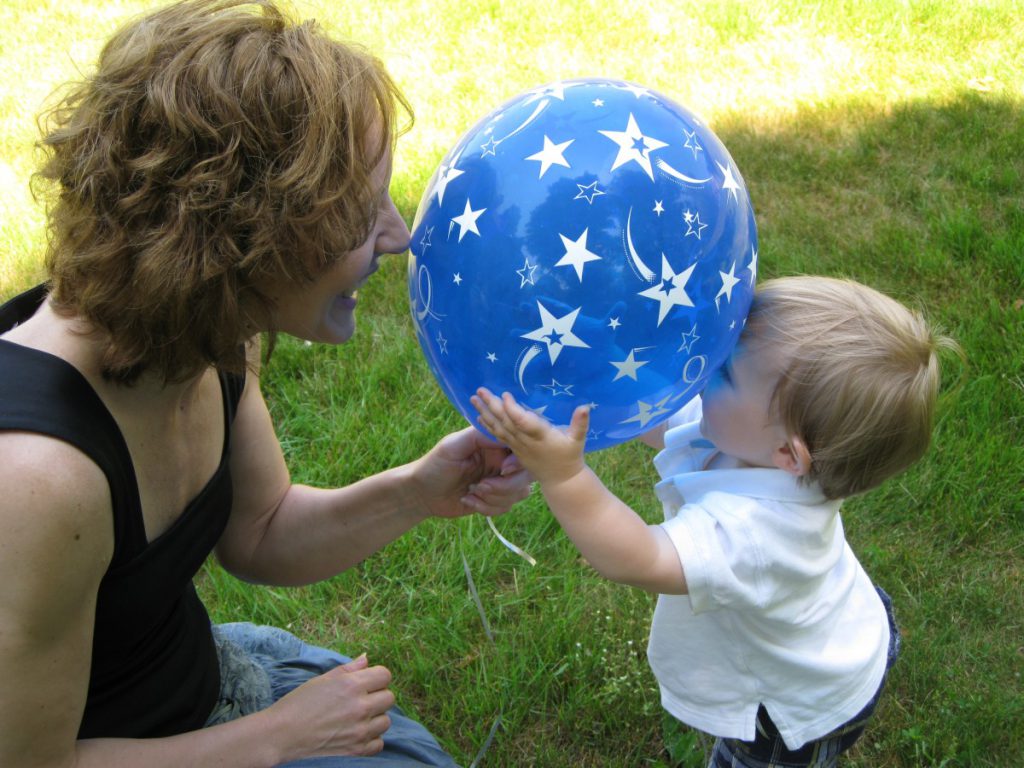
[0,1,529,765]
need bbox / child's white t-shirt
[647,397,890,750]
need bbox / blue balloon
[408,78,757,451]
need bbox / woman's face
[273,144,410,345]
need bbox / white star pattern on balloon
[619,83,652,99]
[521,302,591,364]
[683,129,703,159]
[419,226,433,251]
[480,137,498,156]
[610,349,650,381]
[516,257,539,288]
[453,273,463,285]
[746,245,759,286]
[556,228,602,281]
[678,325,700,354]
[541,379,575,396]
[524,82,574,104]
[620,394,674,427]
[450,199,486,242]
[718,161,742,201]
[653,200,664,215]
[684,209,707,239]
[637,254,696,326]
[575,181,605,203]
[599,113,668,180]
[715,261,742,307]
[431,161,465,205]
[527,135,574,178]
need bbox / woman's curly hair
[35,0,411,384]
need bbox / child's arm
[471,388,687,595]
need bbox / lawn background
[1,1,1022,766]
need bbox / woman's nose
[377,199,411,256]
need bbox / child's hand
[471,387,588,486]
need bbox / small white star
[715,261,742,307]
[574,181,605,204]
[452,273,463,285]
[620,83,652,99]
[678,326,700,354]
[486,352,498,363]
[592,98,605,107]
[522,302,591,364]
[746,245,759,287]
[419,225,434,251]
[683,209,707,239]
[620,394,674,428]
[610,349,650,382]
[516,257,539,288]
[436,331,448,355]
[480,137,499,156]
[555,228,602,282]
[523,82,574,103]
[526,135,574,178]
[608,317,621,330]
[683,129,703,160]
[540,378,575,397]
[653,200,664,215]
[431,162,464,205]
[451,198,486,242]
[718,161,742,201]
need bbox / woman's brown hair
[36,0,411,384]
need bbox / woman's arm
[216,341,531,586]
[0,432,399,768]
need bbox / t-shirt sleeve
[660,494,769,615]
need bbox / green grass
[2,1,1022,765]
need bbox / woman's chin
[319,298,356,344]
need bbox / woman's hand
[409,423,532,518]
[267,655,396,761]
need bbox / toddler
[472,275,958,767]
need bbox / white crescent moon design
[655,158,712,185]
[516,344,544,392]
[495,100,550,145]
[624,207,656,283]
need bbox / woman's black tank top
[0,285,244,738]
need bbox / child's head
[740,275,958,500]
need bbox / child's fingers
[567,404,590,442]
[501,392,540,431]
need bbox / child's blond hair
[744,276,960,499]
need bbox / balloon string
[486,516,537,566]
[461,547,495,643]
[459,518,535,767]
[468,713,503,768]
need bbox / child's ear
[773,435,812,477]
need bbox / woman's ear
[773,435,812,477]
